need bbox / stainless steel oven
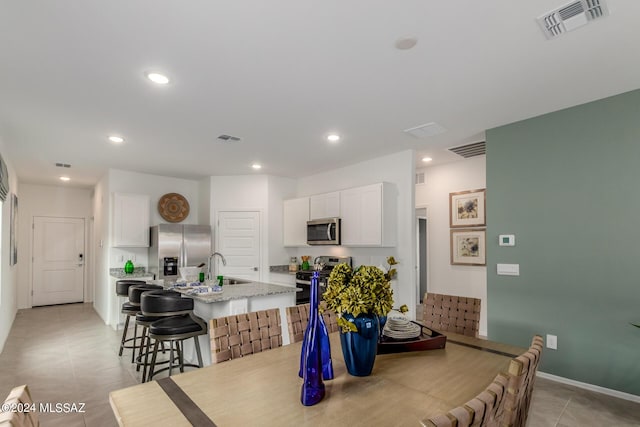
[306,218,340,245]
[294,256,351,304]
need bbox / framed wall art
[449,189,486,228]
[450,228,486,266]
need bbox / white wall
[16,184,93,309]
[415,155,488,335]
[267,176,297,266]
[198,177,211,225]
[92,174,109,324]
[0,141,19,352]
[295,150,417,318]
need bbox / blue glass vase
[299,286,334,380]
[377,315,387,339]
[340,313,379,377]
[300,272,326,406]
[299,314,334,380]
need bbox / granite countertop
[173,280,300,303]
[110,268,154,279]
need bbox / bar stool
[141,290,207,380]
[128,283,163,377]
[116,279,146,362]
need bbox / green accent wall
[486,89,640,395]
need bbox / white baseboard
[537,371,640,403]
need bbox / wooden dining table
[109,332,525,427]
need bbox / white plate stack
[382,311,421,340]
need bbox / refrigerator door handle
[182,236,187,267]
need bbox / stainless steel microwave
[306,218,341,245]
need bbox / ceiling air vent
[449,141,486,158]
[415,172,425,185]
[538,0,608,39]
[55,162,71,168]
[403,122,446,139]
[217,134,241,142]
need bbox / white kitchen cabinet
[112,193,150,247]
[340,182,396,247]
[309,191,340,220]
[283,197,309,246]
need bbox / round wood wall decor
[158,193,190,223]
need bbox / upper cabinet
[309,191,340,220]
[283,197,309,247]
[112,193,150,247]
[340,182,396,247]
[282,183,396,247]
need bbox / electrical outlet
[546,334,557,350]
[118,255,124,263]
[132,254,136,262]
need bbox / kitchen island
[171,280,299,366]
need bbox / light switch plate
[497,263,520,276]
[499,234,515,246]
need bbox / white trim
[537,371,640,403]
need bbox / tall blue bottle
[299,273,334,380]
[300,271,325,406]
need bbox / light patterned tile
[557,392,640,427]
[38,411,86,427]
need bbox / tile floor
[1,303,639,426]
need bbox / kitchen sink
[226,278,251,285]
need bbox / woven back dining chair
[503,335,544,427]
[285,301,339,344]
[0,384,39,427]
[210,309,282,364]
[421,372,509,427]
[423,292,481,337]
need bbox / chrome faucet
[207,252,227,280]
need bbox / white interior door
[216,211,260,281]
[32,217,85,306]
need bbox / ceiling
[1,1,639,188]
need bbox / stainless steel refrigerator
[148,224,212,281]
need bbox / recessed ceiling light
[146,72,170,85]
[59,176,71,182]
[395,36,418,50]
[252,163,262,170]
[108,135,125,144]
[327,134,341,142]
[422,157,433,162]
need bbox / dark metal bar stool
[141,290,207,380]
[116,279,146,362]
[128,284,163,377]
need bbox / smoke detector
[217,134,241,142]
[538,0,609,39]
